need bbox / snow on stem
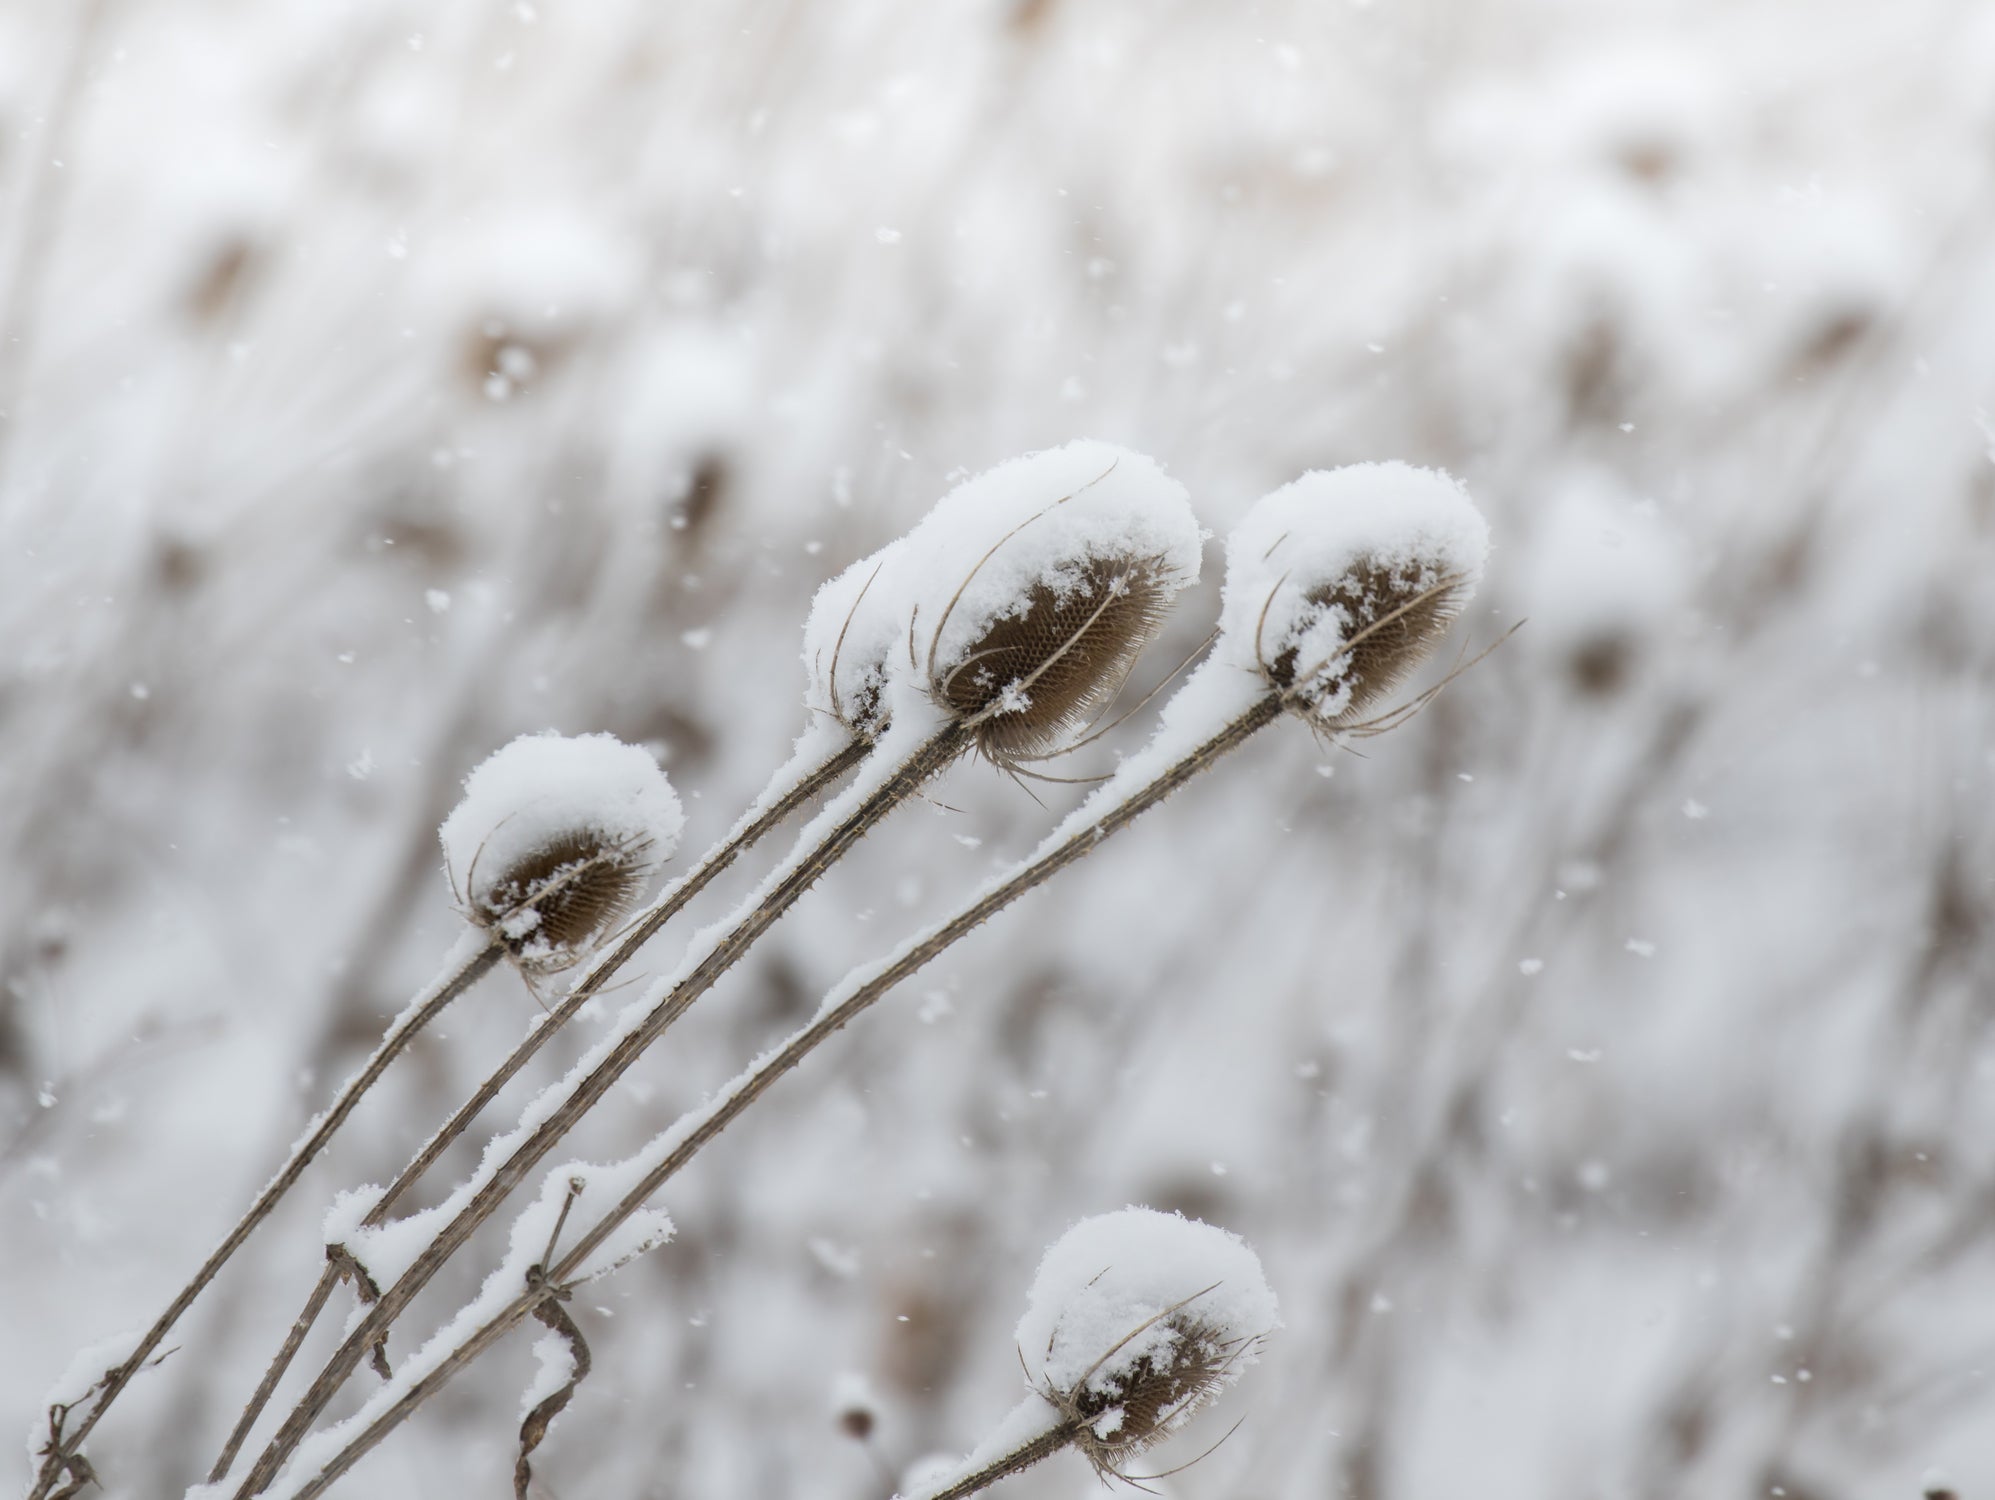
[204,729,861,1485]
[251,689,1278,1500]
[56,734,690,1496]
[239,460,1488,1500]
[232,443,1199,1497]
[29,933,505,1500]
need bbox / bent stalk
[205,734,868,1484]
[232,724,971,1497]
[264,694,1282,1500]
[28,936,505,1500]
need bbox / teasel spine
[914,1417,1089,1500]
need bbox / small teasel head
[895,440,1203,769]
[1220,463,1490,729]
[1017,1207,1276,1477]
[440,732,685,973]
[802,541,906,741]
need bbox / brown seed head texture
[479,827,652,971]
[1269,556,1472,726]
[1061,1313,1242,1469]
[938,555,1177,768]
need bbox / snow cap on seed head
[439,732,683,972]
[1017,1207,1276,1469]
[801,540,907,741]
[890,440,1203,767]
[1220,462,1489,726]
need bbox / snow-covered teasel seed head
[1017,1208,1277,1472]
[440,732,684,972]
[802,541,906,740]
[894,440,1203,769]
[1220,463,1489,727]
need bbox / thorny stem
[204,737,869,1485]
[912,1413,1086,1500]
[26,939,505,1500]
[269,696,1282,1500]
[234,725,971,1498]
[383,739,870,1216]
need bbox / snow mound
[1016,1207,1276,1449]
[1218,463,1489,722]
[895,442,1201,689]
[801,540,908,738]
[439,733,684,967]
[881,440,1203,762]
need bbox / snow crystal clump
[518,1332,580,1422]
[1017,1207,1276,1457]
[1218,462,1489,724]
[439,732,683,970]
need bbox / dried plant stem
[915,1415,1085,1500]
[207,1268,343,1487]
[234,725,971,1498]
[27,938,505,1500]
[268,696,1282,1500]
[205,736,869,1485]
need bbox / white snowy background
[4,0,1995,1496]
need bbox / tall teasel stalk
[27,734,686,1500]
[201,566,899,1484]
[224,440,1206,1497]
[243,461,1491,1500]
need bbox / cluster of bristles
[820,547,1184,775]
[932,555,1178,771]
[461,828,654,974]
[1051,1310,1256,1477]
[1258,557,1478,733]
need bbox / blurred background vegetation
[3,0,1993,1494]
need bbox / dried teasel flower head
[891,440,1202,769]
[1220,463,1489,728]
[440,732,684,973]
[1017,1208,1277,1476]
[802,540,907,741]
